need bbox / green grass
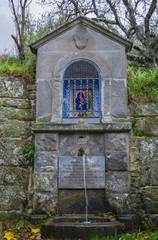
[0,52,36,83]
[127,65,158,103]
[90,230,158,240]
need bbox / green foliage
[135,129,144,137]
[119,230,158,240]
[127,65,158,103]
[0,52,36,83]
[90,231,158,240]
[44,210,57,220]
[90,232,118,240]
[24,141,36,165]
[103,209,115,217]
[132,118,138,128]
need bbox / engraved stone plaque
[59,156,105,189]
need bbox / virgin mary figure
[75,92,87,111]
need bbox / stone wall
[0,76,158,220]
[0,77,35,220]
[129,103,158,215]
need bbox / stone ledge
[33,122,131,133]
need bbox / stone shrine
[30,16,132,214]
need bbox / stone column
[105,132,130,213]
[34,133,58,213]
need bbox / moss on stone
[0,167,29,189]
[0,120,32,138]
[0,185,26,211]
[18,109,35,121]
[135,129,144,136]
[143,118,158,136]
[132,118,138,128]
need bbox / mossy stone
[0,185,26,211]
[0,77,27,98]
[142,187,158,213]
[0,138,27,165]
[143,118,158,136]
[0,107,17,119]
[0,167,29,189]
[0,98,31,109]
[130,103,158,117]
[17,109,35,121]
[0,120,32,137]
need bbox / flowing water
[83,155,91,223]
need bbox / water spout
[83,155,91,223]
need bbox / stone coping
[33,122,131,133]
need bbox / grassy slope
[127,66,158,103]
[0,53,36,84]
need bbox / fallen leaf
[31,229,40,234]
[4,232,17,240]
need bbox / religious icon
[72,88,93,117]
[75,92,87,111]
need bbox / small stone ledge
[33,122,131,133]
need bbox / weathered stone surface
[0,211,22,221]
[129,137,140,172]
[0,98,31,109]
[106,152,128,171]
[33,192,58,213]
[58,189,105,214]
[139,138,158,163]
[105,133,128,152]
[102,79,110,118]
[59,133,104,156]
[35,151,57,172]
[33,122,132,132]
[0,107,35,121]
[0,107,17,119]
[130,103,158,117]
[138,163,158,188]
[130,172,140,192]
[106,171,129,193]
[106,193,130,213]
[0,76,35,218]
[138,138,158,187]
[37,80,52,121]
[0,186,26,211]
[141,187,158,213]
[17,109,35,121]
[0,120,31,137]
[51,80,61,122]
[0,77,27,98]
[34,172,57,192]
[0,167,29,189]
[0,138,26,165]
[150,162,158,186]
[111,80,127,118]
[143,118,158,136]
[36,133,58,151]
[58,156,105,189]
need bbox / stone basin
[41,214,124,240]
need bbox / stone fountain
[30,16,136,239]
